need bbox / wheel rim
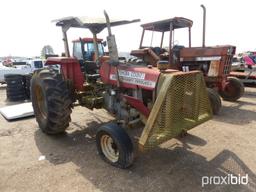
[35,85,47,119]
[100,134,119,163]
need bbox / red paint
[45,57,84,91]
[243,56,255,66]
[99,62,160,91]
[122,95,150,117]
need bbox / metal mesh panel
[139,71,212,150]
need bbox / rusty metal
[208,60,220,77]
[130,48,160,66]
[139,29,145,48]
[92,33,100,61]
[136,6,238,101]
[140,17,193,31]
[180,46,236,83]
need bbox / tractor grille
[223,55,233,75]
[139,71,212,150]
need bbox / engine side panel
[99,62,160,91]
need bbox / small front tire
[207,88,222,115]
[96,123,134,169]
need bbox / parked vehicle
[0,59,44,84]
[0,65,31,84]
[230,53,256,84]
[26,59,44,71]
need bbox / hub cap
[100,135,119,163]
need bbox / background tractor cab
[131,17,192,69]
[72,37,106,62]
[131,5,244,114]
[72,37,107,75]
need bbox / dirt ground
[0,84,255,192]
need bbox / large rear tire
[219,77,244,101]
[207,88,221,115]
[96,123,134,169]
[31,68,72,134]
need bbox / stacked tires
[4,74,26,101]
[24,74,32,99]
[4,74,32,101]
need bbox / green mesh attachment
[139,71,212,150]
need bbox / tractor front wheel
[96,123,134,169]
[31,68,72,134]
[207,88,221,115]
[219,77,244,101]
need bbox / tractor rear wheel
[207,88,221,115]
[96,123,134,169]
[219,77,244,101]
[31,68,72,134]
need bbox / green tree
[41,45,54,58]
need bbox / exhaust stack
[104,10,119,65]
[201,4,206,47]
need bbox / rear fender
[45,57,84,91]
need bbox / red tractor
[31,11,212,168]
[131,5,244,114]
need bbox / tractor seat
[172,45,185,62]
[130,48,160,66]
[84,61,99,74]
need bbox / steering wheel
[151,47,161,55]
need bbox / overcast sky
[0,0,255,57]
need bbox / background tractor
[31,11,212,168]
[131,5,244,114]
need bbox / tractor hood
[100,62,161,91]
[100,62,179,91]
